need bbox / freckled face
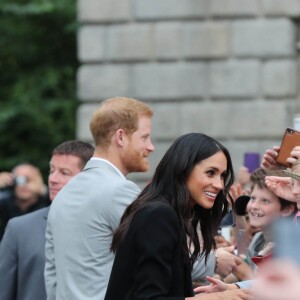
[247,185,283,229]
[186,151,227,209]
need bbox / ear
[281,205,296,217]
[115,129,125,147]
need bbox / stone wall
[76,0,300,186]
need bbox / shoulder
[103,178,140,208]
[83,160,140,192]
[83,159,123,178]
[139,202,176,216]
[8,207,49,228]
[113,179,140,196]
[135,202,179,227]
[130,202,181,245]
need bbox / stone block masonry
[77,0,300,186]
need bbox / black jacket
[105,202,194,300]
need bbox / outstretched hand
[192,286,254,300]
[0,172,14,188]
[215,246,242,278]
[287,146,300,165]
[261,146,280,169]
[194,276,228,293]
[265,176,294,201]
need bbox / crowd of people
[0,96,299,300]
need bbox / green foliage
[0,0,78,180]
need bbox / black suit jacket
[105,202,194,300]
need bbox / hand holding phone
[276,128,300,167]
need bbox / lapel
[42,206,50,221]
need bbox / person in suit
[0,140,94,300]
[104,133,253,300]
[45,97,155,300]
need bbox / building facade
[77,0,300,185]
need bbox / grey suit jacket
[45,159,141,300]
[0,206,50,300]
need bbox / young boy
[245,168,296,270]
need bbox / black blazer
[105,202,194,300]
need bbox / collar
[90,157,125,179]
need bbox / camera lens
[15,176,28,186]
[287,128,294,134]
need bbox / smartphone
[276,128,300,167]
[244,152,260,173]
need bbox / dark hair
[111,133,234,266]
[52,140,94,170]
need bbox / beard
[123,148,150,173]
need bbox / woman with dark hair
[105,133,253,300]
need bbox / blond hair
[90,97,153,149]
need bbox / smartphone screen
[276,128,300,166]
[244,152,260,173]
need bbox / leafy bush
[0,0,78,179]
